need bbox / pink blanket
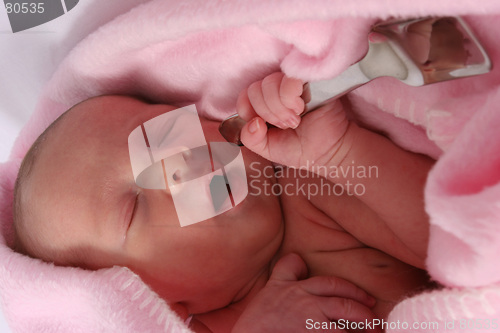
[2,0,500,332]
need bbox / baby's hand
[232,253,380,333]
[237,72,306,130]
[238,72,352,170]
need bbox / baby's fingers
[240,117,271,157]
[318,298,382,333]
[262,73,301,129]
[246,82,283,128]
[280,75,305,114]
[302,276,376,308]
[269,253,308,282]
[236,87,258,122]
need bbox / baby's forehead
[25,96,141,179]
[47,96,149,140]
[65,95,145,122]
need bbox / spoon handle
[307,62,370,110]
[220,16,493,146]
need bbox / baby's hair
[12,107,73,259]
[12,95,148,265]
[12,94,155,264]
[11,95,107,262]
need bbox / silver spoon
[219,16,491,146]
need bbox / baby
[13,72,434,332]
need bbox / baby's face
[23,95,283,313]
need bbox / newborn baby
[13,72,433,332]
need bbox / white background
[0,0,147,162]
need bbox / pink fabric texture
[1,0,500,331]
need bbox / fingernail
[248,118,259,134]
[287,115,300,129]
[276,121,287,129]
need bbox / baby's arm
[238,73,433,268]
[319,119,433,268]
[188,254,378,332]
[232,254,378,333]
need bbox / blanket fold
[2,0,500,332]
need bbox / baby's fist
[237,72,305,129]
